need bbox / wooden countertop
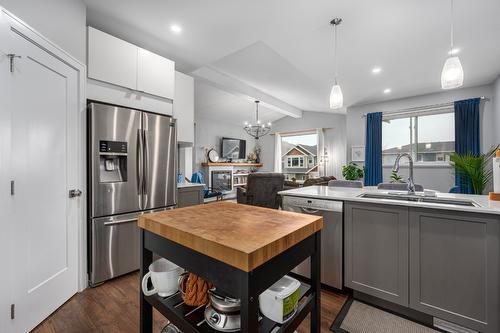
[138,202,323,272]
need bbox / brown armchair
[236,173,285,209]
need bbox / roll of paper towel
[493,151,500,193]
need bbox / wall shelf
[201,162,263,167]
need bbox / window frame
[381,108,455,168]
[278,130,319,181]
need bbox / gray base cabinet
[177,185,204,208]
[344,202,409,306]
[345,201,500,333]
[409,208,500,333]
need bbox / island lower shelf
[145,282,313,333]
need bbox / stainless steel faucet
[392,153,416,194]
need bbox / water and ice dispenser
[98,140,128,183]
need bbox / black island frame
[139,228,321,333]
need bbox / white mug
[141,258,182,297]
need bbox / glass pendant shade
[329,18,343,110]
[441,56,464,89]
[329,84,343,109]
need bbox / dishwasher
[282,195,343,289]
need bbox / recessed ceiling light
[170,24,182,33]
[448,47,460,55]
[372,67,382,74]
[383,88,392,94]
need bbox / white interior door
[0,10,14,333]
[7,16,80,333]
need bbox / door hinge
[6,53,21,73]
[68,189,82,198]
[10,180,14,196]
[10,304,14,319]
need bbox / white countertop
[177,183,205,189]
[279,186,500,215]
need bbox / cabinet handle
[301,207,320,214]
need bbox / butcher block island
[138,202,323,333]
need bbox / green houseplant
[342,162,364,180]
[449,145,499,194]
[390,170,403,183]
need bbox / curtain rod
[361,96,488,118]
[270,128,332,136]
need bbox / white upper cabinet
[173,71,194,143]
[87,27,175,100]
[137,48,175,100]
[87,27,137,90]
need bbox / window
[382,111,455,165]
[280,132,318,181]
[287,156,304,167]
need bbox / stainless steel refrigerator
[87,102,177,285]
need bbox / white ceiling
[195,80,285,126]
[84,0,500,119]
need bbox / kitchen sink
[358,192,480,207]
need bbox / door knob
[69,189,82,198]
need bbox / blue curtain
[454,98,481,194]
[364,112,383,186]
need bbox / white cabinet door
[137,48,175,99]
[173,71,194,143]
[88,27,138,90]
[7,15,80,333]
[87,78,173,116]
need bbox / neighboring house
[281,144,319,180]
[382,141,454,164]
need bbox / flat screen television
[221,137,246,160]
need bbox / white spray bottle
[490,150,500,201]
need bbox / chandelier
[244,100,271,139]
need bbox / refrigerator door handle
[143,129,149,207]
[136,129,143,206]
[103,218,137,226]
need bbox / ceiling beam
[191,66,303,118]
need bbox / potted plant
[342,162,364,180]
[390,170,403,183]
[449,145,499,194]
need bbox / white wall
[346,84,496,192]
[0,0,86,62]
[260,112,347,178]
[194,115,257,171]
[178,147,193,181]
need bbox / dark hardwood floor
[32,272,348,333]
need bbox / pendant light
[441,0,463,89]
[329,18,343,109]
